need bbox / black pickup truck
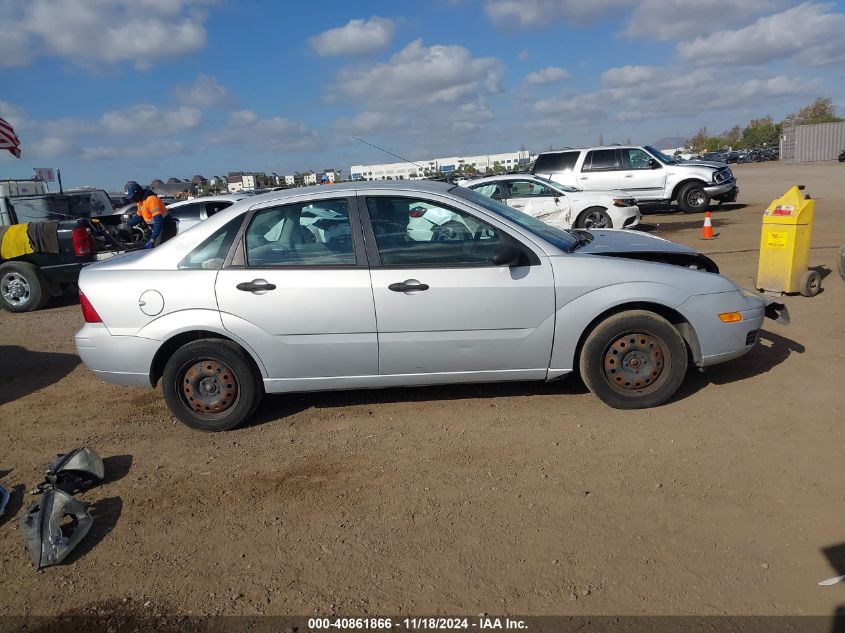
[0,195,100,312]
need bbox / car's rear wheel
[162,340,263,431]
[576,207,612,229]
[0,262,49,312]
[579,310,688,409]
[678,182,710,213]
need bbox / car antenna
[353,137,425,170]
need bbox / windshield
[644,146,680,165]
[531,175,580,193]
[452,186,578,251]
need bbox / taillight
[79,292,102,323]
[72,227,92,257]
[409,206,427,218]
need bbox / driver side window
[365,196,502,266]
[507,180,555,198]
[622,148,658,170]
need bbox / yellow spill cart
[756,185,821,297]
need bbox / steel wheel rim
[1,272,31,306]
[584,211,609,229]
[687,190,706,207]
[178,358,240,419]
[602,331,668,395]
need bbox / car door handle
[624,174,634,178]
[236,280,277,292]
[389,281,429,292]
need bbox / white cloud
[333,39,502,105]
[0,0,216,70]
[309,16,395,57]
[174,74,232,108]
[601,65,665,87]
[100,105,202,135]
[80,140,190,162]
[29,136,81,159]
[525,66,570,85]
[214,111,320,151]
[622,0,784,41]
[483,0,633,27]
[517,50,530,62]
[0,101,32,130]
[679,2,845,66]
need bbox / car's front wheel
[576,207,612,229]
[162,339,264,431]
[677,182,710,213]
[579,310,688,409]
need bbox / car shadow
[822,543,845,633]
[673,328,804,401]
[0,346,79,405]
[62,496,123,565]
[810,265,833,281]
[242,379,591,429]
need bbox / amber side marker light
[718,312,743,323]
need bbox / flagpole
[57,168,63,194]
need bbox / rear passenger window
[178,216,243,269]
[244,199,355,267]
[582,149,619,172]
[533,151,579,173]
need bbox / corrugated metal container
[792,121,845,163]
[780,126,796,162]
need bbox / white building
[350,150,531,181]
[226,174,257,193]
[302,171,317,186]
[284,174,297,187]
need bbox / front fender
[549,282,691,374]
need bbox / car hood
[573,229,719,272]
[682,160,726,169]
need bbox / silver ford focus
[75,181,784,431]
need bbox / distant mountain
[651,136,688,149]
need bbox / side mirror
[648,158,660,169]
[554,197,560,204]
[492,244,525,267]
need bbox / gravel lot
[1,161,844,618]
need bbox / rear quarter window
[533,151,579,174]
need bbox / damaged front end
[20,487,93,569]
[763,298,790,325]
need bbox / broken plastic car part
[20,487,92,569]
[37,447,105,494]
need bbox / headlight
[20,488,93,569]
[613,198,636,207]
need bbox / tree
[723,125,742,147]
[492,161,505,174]
[738,116,780,149]
[782,97,843,127]
[688,127,709,152]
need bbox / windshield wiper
[567,230,593,251]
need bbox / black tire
[677,182,710,213]
[799,269,822,297]
[162,339,264,431]
[576,207,613,229]
[0,262,50,312]
[579,310,688,409]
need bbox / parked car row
[693,148,779,164]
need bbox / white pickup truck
[532,145,738,213]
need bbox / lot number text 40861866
[307,617,528,630]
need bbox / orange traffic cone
[700,211,715,240]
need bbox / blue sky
[1,0,844,191]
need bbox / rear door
[362,192,556,380]
[214,195,377,387]
[576,149,621,191]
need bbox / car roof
[167,194,246,208]
[461,174,546,185]
[239,179,456,203]
[537,145,641,155]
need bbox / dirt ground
[1,161,844,619]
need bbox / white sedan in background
[115,194,248,234]
[459,174,640,230]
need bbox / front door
[215,196,377,390]
[618,147,667,197]
[500,179,573,229]
[362,193,556,380]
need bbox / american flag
[0,116,22,158]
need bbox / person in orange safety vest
[124,181,178,249]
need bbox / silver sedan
[75,181,783,431]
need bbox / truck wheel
[677,183,710,213]
[576,207,613,229]
[162,339,264,432]
[579,310,688,409]
[0,262,49,312]
[799,269,822,297]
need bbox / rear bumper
[75,323,158,388]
